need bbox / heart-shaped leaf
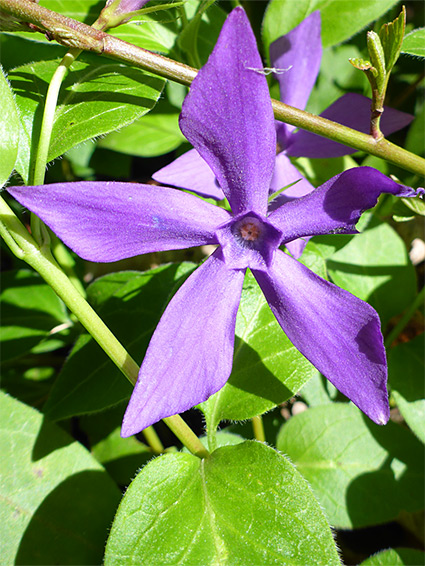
[105,441,340,565]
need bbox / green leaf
[8,55,164,182]
[277,403,425,528]
[199,270,317,432]
[105,441,340,565]
[401,196,425,216]
[43,264,195,420]
[178,0,216,67]
[327,219,417,329]
[92,427,152,486]
[182,0,227,66]
[0,66,20,185]
[359,547,425,565]
[15,0,179,53]
[0,391,121,565]
[388,335,425,443]
[262,0,399,52]
[99,99,185,157]
[379,7,406,73]
[0,270,69,363]
[299,371,337,407]
[402,28,425,58]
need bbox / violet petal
[269,152,316,258]
[254,251,389,425]
[286,93,414,158]
[269,152,315,198]
[270,11,322,131]
[179,7,276,216]
[121,249,245,436]
[152,148,225,200]
[268,167,422,244]
[7,182,230,262]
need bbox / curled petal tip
[376,413,390,426]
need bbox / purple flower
[153,11,413,259]
[7,8,421,437]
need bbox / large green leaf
[360,548,425,565]
[277,403,425,528]
[388,335,425,443]
[0,66,20,185]
[15,0,179,53]
[0,391,121,565]
[402,28,425,58]
[99,99,185,157]
[105,441,341,565]
[0,270,69,363]
[327,220,416,329]
[262,0,399,52]
[8,55,164,182]
[199,270,317,432]
[43,264,195,420]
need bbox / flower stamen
[240,219,260,241]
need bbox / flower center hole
[239,218,261,242]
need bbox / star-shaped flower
[7,8,422,437]
[152,11,413,258]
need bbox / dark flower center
[238,217,261,242]
[216,211,283,271]
[232,215,264,248]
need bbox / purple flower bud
[104,0,149,14]
[97,0,150,30]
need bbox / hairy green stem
[384,286,425,348]
[141,425,164,454]
[252,415,266,443]
[30,48,81,186]
[163,416,209,458]
[1,0,424,176]
[0,195,207,458]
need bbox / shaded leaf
[182,0,227,66]
[360,547,425,565]
[0,66,20,185]
[277,403,425,528]
[105,441,341,565]
[0,391,121,565]
[92,427,152,486]
[388,335,425,443]
[1,270,69,363]
[327,220,416,329]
